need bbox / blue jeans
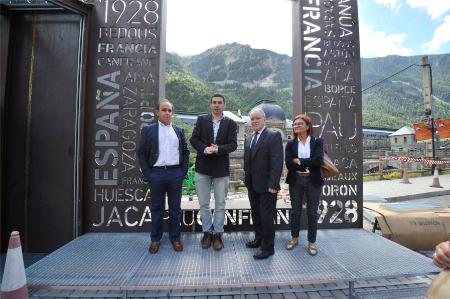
[148,167,184,243]
[195,172,229,234]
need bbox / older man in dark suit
[244,107,283,259]
[138,99,189,254]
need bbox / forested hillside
[166,43,450,128]
[361,55,450,127]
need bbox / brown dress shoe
[149,241,160,254]
[213,234,223,251]
[172,240,183,252]
[201,233,212,249]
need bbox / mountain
[166,43,450,129]
[187,42,292,88]
[361,54,450,101]
[166,46,293,115]
[361,54,450,128]
[165,53,215,113]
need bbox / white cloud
[406,0,450,19]
[375,0,402,13]
[376,0,450,19]
[166,0,292,56]
[422,15,450,52]
[360,23,413,58]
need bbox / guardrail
[363,160,450,180]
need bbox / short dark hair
[155,99,173,111]
[210,93,225,103]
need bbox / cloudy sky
[166,0,450,58]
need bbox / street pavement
[363,173,450,201]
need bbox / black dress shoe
[245,239,261,248]
[253,249,274,260]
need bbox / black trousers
[289,176,321,243]
[248,188,277,252]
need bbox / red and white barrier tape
[380,156,450,165]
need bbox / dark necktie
[250,132,259,153]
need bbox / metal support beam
[348,281,354,299]
[421,56,436,173]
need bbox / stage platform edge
[23,229,439,298]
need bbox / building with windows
[362,127,395,159]
[174,108,413,162]
[389,126,424,157]
[242,100,287,139]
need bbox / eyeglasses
[293,122,306,127]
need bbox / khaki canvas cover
[364,202,450,250]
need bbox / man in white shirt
[138,99,190,254]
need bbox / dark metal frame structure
[0,0,92,250]
[1,0,364,253]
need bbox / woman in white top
[284,114,324,255]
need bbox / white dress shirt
[154,121,180,166]
[250,127,266,148]
[297,135,311,159]
[212,117,223,142]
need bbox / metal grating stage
[125,233,242,288]
[354,286,428,299]
[24,229,439,294]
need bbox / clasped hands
[204,144,218,155]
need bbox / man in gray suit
[243,108,283,259]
